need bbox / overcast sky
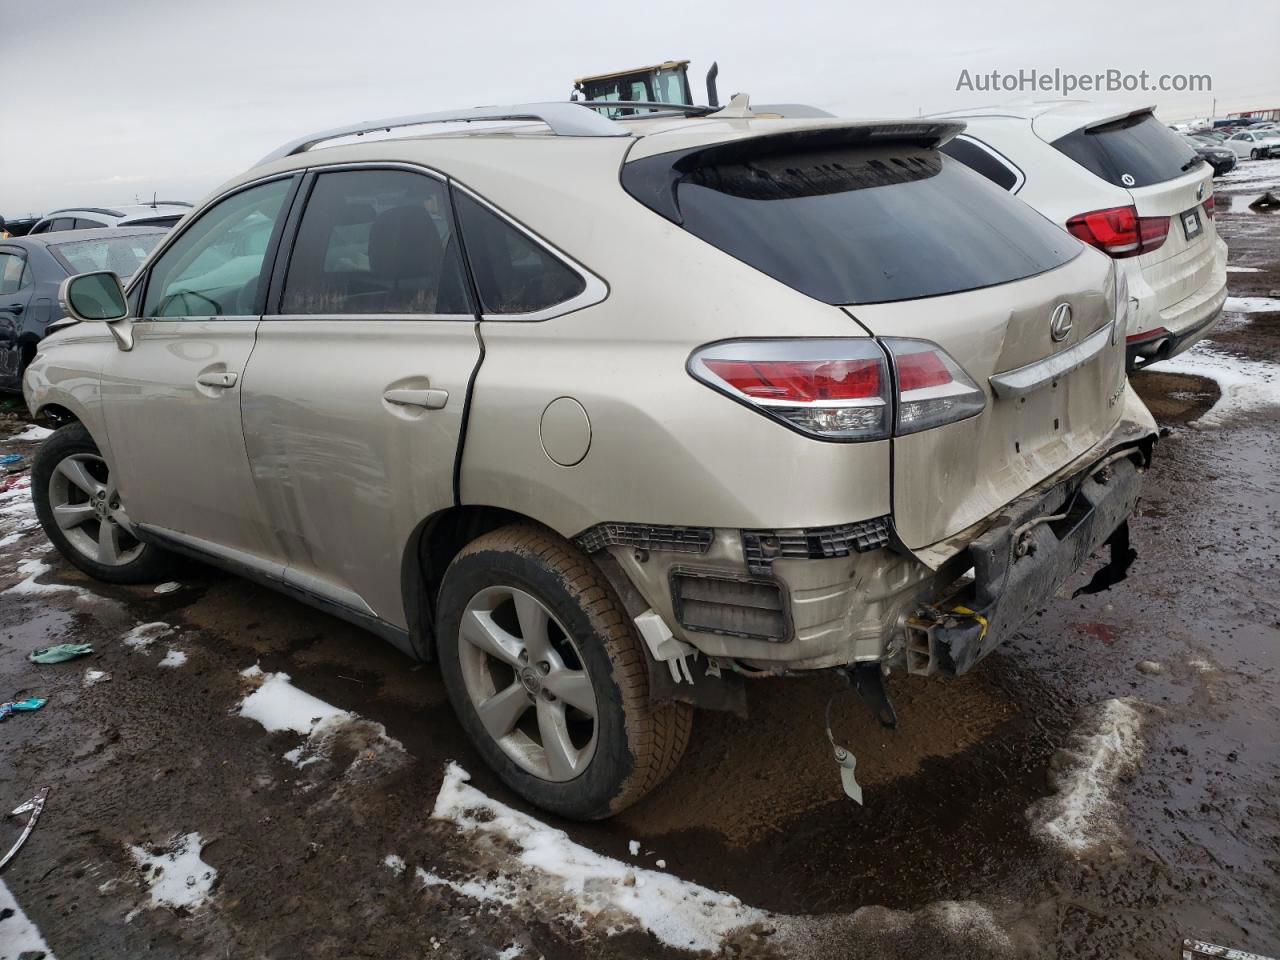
[3,0,1277,216]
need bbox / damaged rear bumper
[905,449,1145,676]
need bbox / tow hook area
[825,663,897,805]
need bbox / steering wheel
[155,289,222,317]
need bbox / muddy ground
[1,160,1278,960]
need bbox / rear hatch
[623,123,1128,548]
[1041,109,1218,313]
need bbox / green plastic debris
[0,698,46,721]
[28,643,94,664]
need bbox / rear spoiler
[1082,105,1157,133]
[622,121,966,223]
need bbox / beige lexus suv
[25,100,1157,819]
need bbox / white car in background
[1223,129,1280,160]
[930,101,1227,370]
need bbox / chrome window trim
[988,320,1114,400]
[263,321,476,330]
[450,181,609,323]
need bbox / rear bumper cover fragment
[918,451,1144,675]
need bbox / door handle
[383,387,448,410]
[196,371,238,388]
[5,304,21,315]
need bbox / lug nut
[537,661,550,674]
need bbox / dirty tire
[436,524,692,820]
[31,422,174,584]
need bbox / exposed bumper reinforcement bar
[907,450,1145,676]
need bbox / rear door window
[280,168,472,315]
[0,252,29,294]
[1051,112,1201,187]
[74,218,106,229]
[622,133,1079,305]
[453,190,586,315]
[48,218,76,232]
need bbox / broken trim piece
[1,786,49,871]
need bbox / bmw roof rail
[257,102,630,165]
[45,206,125,217]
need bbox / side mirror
[58,271,129,322]
[57,272,135,351]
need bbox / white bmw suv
[931,101,1228,370]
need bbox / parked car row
[0,228,166,391]
[19,94,1219,818]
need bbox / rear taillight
[689,339,984,441]
[1203,194,1215,219]
[690,340,890,440]
[882,339,986,436]
[1065,205,1169,259]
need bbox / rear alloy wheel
[459,585,598,781]
[32,423,174,584]
[436,525,691,819]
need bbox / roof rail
[257,102,628,165]
[576,100,714,116]
[45,206,125,218]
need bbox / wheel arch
[33,401,82,428]
[401,503,541,660]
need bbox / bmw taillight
[1065,205,1169,259]
[689,339,984,441]
[1203,194,1215,219]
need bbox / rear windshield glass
[51,233,165,278]
[1052,112,1201,188]
[622,135,1079,305]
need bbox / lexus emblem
[1049,303,1073,342]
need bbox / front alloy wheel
[31,423,174,584]
[47,453,143,567]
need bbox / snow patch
[153,581,182,594]
[1028,698,1146,854]
[427,763,1013,955]
[4,555,96,599]
[1160,343,1280,426]
[383,854,407,876]
[84,668,111,686]
[0,878,57,958]
[127,832,217,911]
[238,668,349,734]
[6,423,53,442]
[431,762,766,951]
[494,945,524,960]
[123,621,174,649]
[236,668,408,777]
[158,648,188,668]
[627,840,640,857]
[1226,265,1260,273]
[1224,295,1280,314]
